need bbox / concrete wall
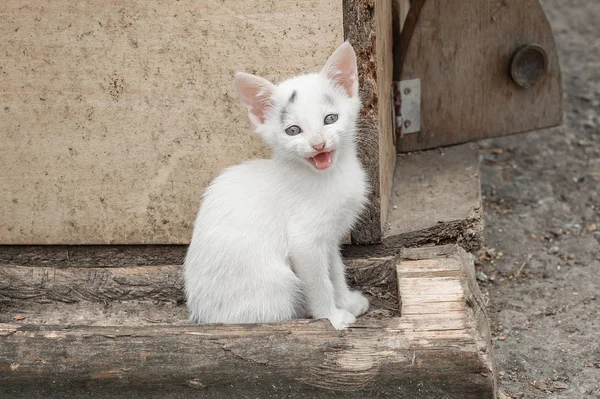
[0,0,343,244]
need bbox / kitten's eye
[285,125,302,136]
[324,114,338,125]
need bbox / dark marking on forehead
[280,91,297,124]
[289,90,297,104]
[324,94,335,105]
[280,107,288,124]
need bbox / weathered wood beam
[0,245,188,268]
[0,257,399,315]
[0,264,184,304]
[0,245,496,398]
[343,0,395,244]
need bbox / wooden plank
[0,0,344,244]
[343,0,395,244]
[0,264,184,304]
[0,301,187,327]
[0,257,400,317]
[0,320,494,398]
[0,245,188,267]
[344,143,483,258]
[397,245,496,394]
[0,245,496,398]
[395,0,562,152]
[1,300,472,330]
[385,142,483,250]
[376,0,397,246]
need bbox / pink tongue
[312,152,332,170]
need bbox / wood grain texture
[0,245,188,268]
[344,143,483,258]
[0,264,184,304]
[0,257,400,316]
[385,142,484,250]
[395,0,562,152]
[1,301,188,327]
[343,0,395,244]
[0,0,343,244]
[0,245,496,398]
[376,0,397,247]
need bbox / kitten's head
[234,42,360,171]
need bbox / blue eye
[285,125,302,136]
[324,114,338,125]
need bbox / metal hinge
[392,79,421,140]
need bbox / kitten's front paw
[327,308,356,330]
[338,291,369,317]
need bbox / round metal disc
[510,44,549,89]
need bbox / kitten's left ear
[320,41,358,98]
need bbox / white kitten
[184,42,369,330]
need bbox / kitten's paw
[338,291,369,317]
[327,308,356,330]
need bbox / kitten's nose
[312,142,326,152]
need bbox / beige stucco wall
[0,0,343,244]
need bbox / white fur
[184,42,369,330]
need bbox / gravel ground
[477,1,600,397]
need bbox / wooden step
[0,245,496,399]
[0,256,400,321]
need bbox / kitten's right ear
[234,72,276,126]
[321,41,359,98]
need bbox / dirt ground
[476,1,600,397]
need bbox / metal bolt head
[510,44,548,89]
[404,88,412,95]
[404,119,411,128]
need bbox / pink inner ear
[322,42,358,98]
[235,73,275,124]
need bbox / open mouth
[308,150,335,170]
